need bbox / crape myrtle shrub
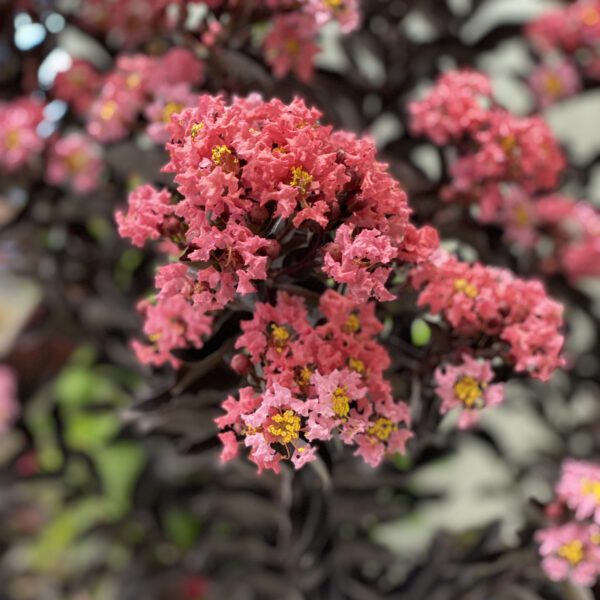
[1,0,600,598]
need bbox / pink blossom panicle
[216,290,412,473]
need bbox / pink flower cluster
[409,70,565,221]
[535,195,600,283]
[46,133,103,194]
[117,95,437,366]
[262,0,360,81]
[52,59,103,116]
[76,0,176,48]
[466,188,600,283]
[85,49,204,143]
[411,252,565,381]
[0,366,19,434]
[529,61,581,109]
[216,291,412,473]
[434,354,504,429]
[0,97,45,173]
[536,459,600,587]
[527,1,600,83]
[72,0,359,82]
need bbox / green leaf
[65,412,120,453]
[164,508,201,550]
[94,443,145,518]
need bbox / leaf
[94,443,145,517]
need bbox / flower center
[558,540,584,565]
[5,130,20,150]
[190,122,204,139]
[368,417,397,442]
[100,100,118,121]
[582,7,600,26]
[500,134,517,155]
[126,73,142,89]
[267,410,301,444]
[453,375,483,408]
[513,204,530,227]
[270,324,290,351]
[66,151,89,173]
[453,278,478,299]
[290,166,313,195]
[295,366,313,387]
[344,313,361,334]
[348,357,366,374]
[544,73,564,97]
[581,478,600,504]
[332,386,350,417]
[162,102,184,123]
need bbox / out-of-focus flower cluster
[526,0,600,107]
[52,49,204,143]
[410,70,600,283]
[117,94,437,366]
[71,0,360,82]
[216,290,412,472]
[413,251,565,383]
[0,96,45,173]
[0,96,104,193]
[537,459,600,587]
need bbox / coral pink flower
[0,366,19,434]
[0,97,45,172]
[536,522,600,587]
[46,133,103,193]
[529,61,581,108]
[307,0,361,33]
[412,251,565,381]
[51,59,103,115]
[434,355,504,429]
[133,295,213,368]
[217,291,412,472]
[116,184,174,247]
[144,84,197,143]
[535,195,600,282]
[323,225,396,302]
[264,14,320,83]
[556,460,600,525]
[409,70,493,144]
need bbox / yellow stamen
[270,324,290,351]
[453,278,478,299]
[149,332,161,343]
[5,130,20,150]
[501,134,517,154]
[332,386,350,418]
[344,313,361,334]
[267,410,301,444]
[453,375,483,408]
[348,358,366,374]
[285,39,300,55]
[126,73,142,89]
[513,205,530,227]
[100,100,117,121]
[211,144,233,165]
[161,102,184,123]
[582,7,600,26]
[295,366,313,387]
[290,166,313,195]
[581,479,600,504]
[65,151,89,173]
[544,73,564,97]
[190,122,204,139]
[558,540,584,565]
[367,417,397,442]
[325,0,343,7]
